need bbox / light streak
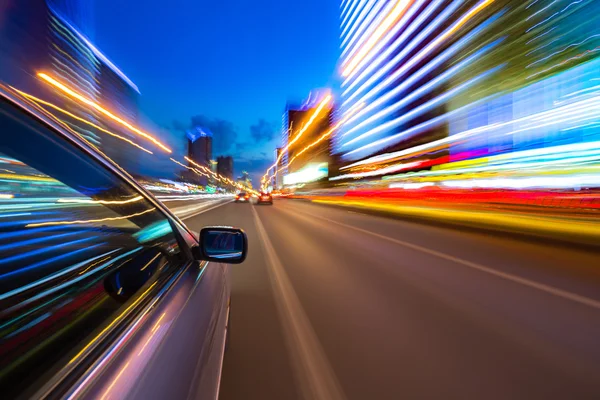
[342,0,387,55]
[51,7,140,93]
[340,0,382,45]
[262,95,332,181]
[13,88,154,154]
[0,194,14,199]
[26,208,156,227]
[140,253,162,271]
[343,92,600,169]
[526,0,585,33]
[528,34,600,68]
[341,39,500,140]
[185,156,217,176]
[151,313,166,333]
[442,174,600,190]
[56,196,144,205]
[342,66,502,148]
[342,0,413,77]
[70,281,157,364]
[527,46,600,80]
[0,156,24,165]
[100,362,130,400]
[341,0,363,32]
[342,0,455,95]
[37,73,170,152]
[0,173,57,183]
[526,26,556,45]
[343,0,433,85]
[0,236,100,268]
[389,182,435,189]
[343,0,494,104]
[331,160,425,181]
[170,158,210,178]
[78,256,112,275]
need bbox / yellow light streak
[26,208,156,227]
[13,88,154,154]
[37,73,172,153]
[170,158,210,177]
[0,173,57,183]
[342,0,413,77]
[151,312,166,332]
[0,194,14,199]
[140,253,161,271]
[56,195,144,205]
[70,281,158,364]
[78,256,112,275]
[185,156,217,176]
[100,361,130,400]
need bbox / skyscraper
[217,156,234,181]
[186,127,212,185]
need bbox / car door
[0,95,228,399]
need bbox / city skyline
[93,0,341,184]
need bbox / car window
[0,101,188,397]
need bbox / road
[183,198,600,400]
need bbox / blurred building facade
[216,155,234,181]
[238,171,252,189]
[279,92,333,188]
[333,0,600,185]
[0,0,144,175]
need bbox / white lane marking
[289,207,600,311]
[176,199,232,220]
[251,206,346,400]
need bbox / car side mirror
[195,226,248,264]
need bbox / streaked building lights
[333,0,600,192]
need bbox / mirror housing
[194,226,248,264]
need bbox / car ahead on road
[0,91,247,399]
[257,191,273,205]
[235,191,250,202]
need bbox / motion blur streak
[69,281,158,364]
[37,73,172,153]
[56,196,144,205]
[12,88,154,154]
[26,208,156,227]
[342,0,413,77]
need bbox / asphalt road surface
[183,199,600,400]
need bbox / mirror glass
[202,229,245,261]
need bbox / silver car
[0,91,247,399]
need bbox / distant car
[235,191,250,202]
[257,192,273,205]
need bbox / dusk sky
[93,0,341,184]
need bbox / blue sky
[93,0,341,184]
